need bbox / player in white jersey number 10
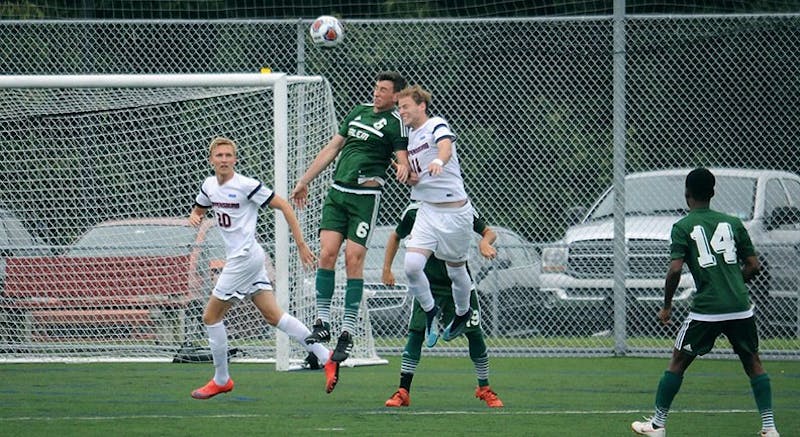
[188,137,337,399]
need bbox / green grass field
[1,356,798,436]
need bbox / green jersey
[395,203,487,296]
[333,104,408,186]
[669,207,756,316]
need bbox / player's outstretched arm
[290,134,346,209]
[428,138,453,176]
[268,195,317,270]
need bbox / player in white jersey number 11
[396,85,475,347]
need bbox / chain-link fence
[1,16,798,359]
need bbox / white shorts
[212,243,272,301]
[405,200,473,263]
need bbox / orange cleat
[475,385,504,408]
[384,388,410,407]
[324,352,340,393]
[191,378,234,400]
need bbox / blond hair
[209,137,237,156]
[397,85,432,106]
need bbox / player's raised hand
[290,182,308,209]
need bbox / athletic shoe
[302,352,321,370]
[305,318,331,344]
[475,386,504,408]
[324,351,340,394]
[331,330,353,362]
[631,418,665,436]
[760,429,780,437]
[424,306,440,347]
[443,308,471,341]
[191,378,234,400]
[385,388,410,407]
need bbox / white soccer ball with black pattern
[309,15,344,47]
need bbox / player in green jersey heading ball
[290,71,410,392]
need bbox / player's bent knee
[404,252,427,277]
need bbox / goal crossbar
[0,73,322,89]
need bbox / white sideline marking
[368,409,756,415]
[0,409,755,421]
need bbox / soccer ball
[309,15,344,48]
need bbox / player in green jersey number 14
[631,168,779,437]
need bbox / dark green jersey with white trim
[333,104,408,186]
[670,207,756,315]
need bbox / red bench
[1,255,199,342]
[29,309,155,341]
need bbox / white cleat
[631,417,665,436]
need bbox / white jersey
[195,172,275,259]
[407,116,468,203]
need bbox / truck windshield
[66,224,197,256]
[588,174,756,222]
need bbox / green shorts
[409,288,482,334]
[319,184,381,247]
[675,316,759,357]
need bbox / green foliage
[1,357,798,436]
[0,2,45,19]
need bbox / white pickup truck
[539,168,800,337]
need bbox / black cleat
[331,330,353,363]
[302,352,322,370]
[443,308,471,341]
[305,319,331,345]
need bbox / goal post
[0,73,386,368]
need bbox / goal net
[0,74,386,368]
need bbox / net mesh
[0,77,387,364]
[1,14,799,360]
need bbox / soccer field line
[0,409,756,422]
[366,409,757,416]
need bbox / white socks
[277,313,329,364]
[206,321,229,386]
[208,313,331,385]
[405,251,435,311]
[446,264,472,316]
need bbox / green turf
[387,335,800,350]
[1,356,797,436]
